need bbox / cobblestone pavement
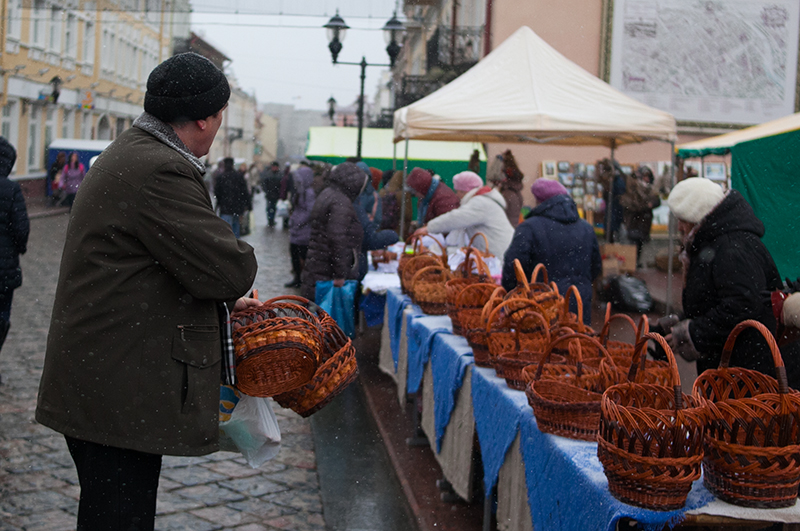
[0,195,326,531]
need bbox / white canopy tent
[393,26,680,311]
[393,26,677,147]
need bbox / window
[44,107,55,159]
[62,108,74,138]
[65,14,77,59]
[83,21,95,64]
[28,106,42,170]
[48,6,62,53]
[116,117,126,137]
[7,0,22,41]
[1,102,19,159]
[31,0,46,47]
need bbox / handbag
[315,280,358,338]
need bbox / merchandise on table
[410,264,453,315]
[452,282,497,340]
[446,247,493,334]
[694,320,800,508]
[486,301,552,390]
[506,261,563,325]
[466,286,507,367]
[598,333,708,511]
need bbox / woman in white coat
[412,171,514,257]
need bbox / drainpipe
[483,0,493,57]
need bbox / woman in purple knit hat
[502,178,602,325]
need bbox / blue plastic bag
[315,280,358,338]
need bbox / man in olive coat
[36,53,259,530]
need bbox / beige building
[207,84,258,167]
[254,111,278,169]
[1,0,191,186]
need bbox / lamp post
[324,10,404,159]
[327,96,337,125]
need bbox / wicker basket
[466,286,506,367]
[451,282,497,338]
[695,320,800,508]
[486,304,552,390]
[233,303,323,397]
[410,265,453,315]
[446,249,493,334]
[598,333,708,511]
[526,333,616,441]
[504,261,563,325]
[555,285,594,335]
[273,324,358,417]
[400,254,441,295]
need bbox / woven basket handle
[635,314,650,342]
[721,319,788,395]
[512,259,531,293]
[485,298,548,336]
[461,248,491,278]
[598,312,637,346]
[531,263,549,285]
[411,265,448,290]
[426,234,449,268]
[629,332,683,409]
[455,282,490,308]
[534,332,609,381]
[404,234,423,254]
[561,285,585,329]
[481,287,507,322]
[467,232,490,254]
[550,282,560,295]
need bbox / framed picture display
[684,160,702,178]
[558,172,574,186]
[704,161,727,181]
[541,160,557,179]
[657,161,672,179]
[557,161,571,173]
[573,162,586,176]
[586,164,596,179]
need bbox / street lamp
[327,96,337,125]
[324,10,404,158]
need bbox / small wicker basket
[695,320,800,508]
[446,248,493,334]
[451,282,497,338]
[486,304,551,390]
[465,286,506,367]
[598,333,708,511]
[410,265,454,315]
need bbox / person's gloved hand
[666,319,700,362]
[784,293,800,329]
[651,314,680,336]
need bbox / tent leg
[393,142,397,172]
[606,141,616,243]
[666,144,677,316]
[399,138,410,240]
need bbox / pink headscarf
[452,171,484,192]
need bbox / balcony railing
[427,25,483,73]
[395,75,445,109]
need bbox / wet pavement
[0,194,413,531]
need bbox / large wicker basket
[526,333,616,441]
[400,254,441,295]
[486,303,552,390]
[694,320,800,508]
[465,286,506,367]
[410,265,454,315]
[451,282,497,339]
[505,261,563,325]
[598,333,708,511]
[232,303,323,397]
[446,249,493,334]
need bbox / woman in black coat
[300,162,366,300]
[0,137,29,364]
[665,178,798,386]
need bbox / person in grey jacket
[286,166,316,288]
[0,137,28,382]
[36,53,259,531]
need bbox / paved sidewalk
[0,203,326,530]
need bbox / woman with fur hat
[412,171,514,257]
[406,168,460,225]
[663,177,799,386]
[502,178,601,325]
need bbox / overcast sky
[189,0,399,111]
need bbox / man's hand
[333,278,345,288]
[666,319,700,362]
[233,297,261,312]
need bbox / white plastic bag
[275,199,290,218]
[219,393,281,468]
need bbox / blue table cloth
[386,287,419,372]
[406,314,452,394]
[429,333,474,452]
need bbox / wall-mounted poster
[558,173,574,186]
[586,164,596,179]
[606,0,800,126]
[542,160,557,178]
[683,160,702,178]
[557,161,571,172]
[704,162,727,181]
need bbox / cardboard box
[601,243,637,274]
[602,257,620,278]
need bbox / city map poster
[608,0,800,126]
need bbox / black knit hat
[0,136,16,178]
[144,52,230,123]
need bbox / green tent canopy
[305,126,486,187]
[677,113,800,280]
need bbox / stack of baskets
[598,333,708,511]
[446,240,493,335]
[693,320,800,508]
[231,295,358,417]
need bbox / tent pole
[606,140,616,243]
[393,142,397,172]
[666,143,677,316]
[400,138,410,240]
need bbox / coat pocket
[172,325,221,414]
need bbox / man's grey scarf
[133,112,205,174]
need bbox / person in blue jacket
[502,179,601,325]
